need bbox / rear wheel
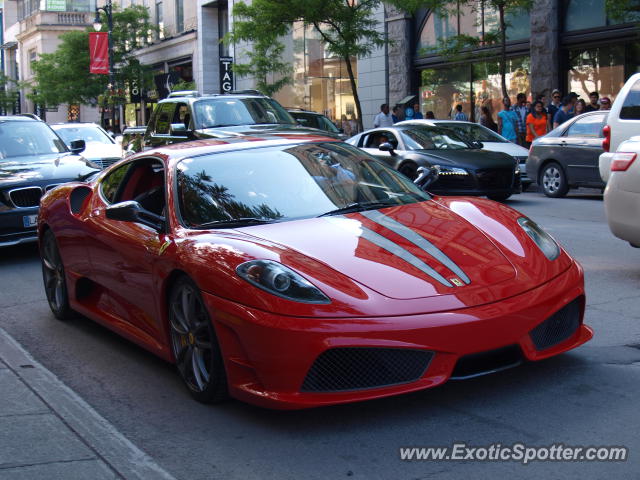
[168,276,228,403]
[540,162,569,198]
[41,229,74,320]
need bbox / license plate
[23,214,38,228]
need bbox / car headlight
[438,166,468,175]
[517,217,560,260]
[515,164,521,175]
[236,260,331,304]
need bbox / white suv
[599,73,640,182]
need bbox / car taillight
[602,124,611,152]
[611,152,637,171]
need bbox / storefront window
[564,0,634,31]
[419,2,530,53]
[273,22,357,128]
[419,57,530,122]
[567,45,626,101]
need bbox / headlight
[438,166,468,175]
[515,164,521,175]
[236,260,331,304]
[517,217,560,260]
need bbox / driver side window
[101,159,166,216]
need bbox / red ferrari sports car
[38,134,592,409]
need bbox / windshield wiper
[200,124,244,129]
[196,217,275,228]
[318,200,399,217]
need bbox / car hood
[81,142,122,160]
[0,153,99,187]
[416,149,516,169]
[479,142,529,157]
[240,201,517,301]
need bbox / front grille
[433,174,475,190]
[301,347,433,392]
[475,168,514,189]
[451,345,523,379]
[92,157,121,169]
[9,187,43,208]
[530,298,581,351]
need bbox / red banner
[89,32,109,75]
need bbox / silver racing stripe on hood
[360,210,471,285]
[357,225,453,287]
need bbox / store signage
[46,0,67,11]
[219,57,234,93]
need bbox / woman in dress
[525,100,549,147]
[480,106,498,132]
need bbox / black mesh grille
[451,345,523,379]
[530,299,581,351]
[301,348,433,392]
[434,174,475,190]
[475,168,514,189]
[9,187,43,207]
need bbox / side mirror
[471,140,484,149]
[414,165,440,190]
[170,123,188,136]
[69,139,86,154]
[378,142,396,155]
[106,201,165,232]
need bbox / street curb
[0,327,177,480]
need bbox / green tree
[388,0,532,99]
[605,0,640,20]
[27,5,157,108]
[230,0,387,131]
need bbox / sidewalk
[0,328,177,480]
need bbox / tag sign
[219,57,234,93]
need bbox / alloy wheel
[41,230,72,320]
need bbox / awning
[397,95,416,105]
[1,41,18,50]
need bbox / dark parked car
[287,109,348,139]
[141,91,336,152]
[0,116,99,247]
[347,125,520,201]
[527,111,608,197]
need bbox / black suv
[143,91,336,150]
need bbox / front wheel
[487,193,512,202]
[168,276,228,404]
[41,229,74,320]
[540,162,569,198]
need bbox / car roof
[0,115,41,122]
[49,122,102,128]
[158,92,269,104]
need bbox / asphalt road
[1,188,639,480]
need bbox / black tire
[168,276,228,404]
[540,162,569,198]
[487,193,512,202]
[398,162,419,181]
[41,229,74,320]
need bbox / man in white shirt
[373,103,393,128]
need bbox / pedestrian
[453,105,468,121]
[526,100,549,146]
[480,106,498,132]
[391,105,401,124]
[349,115,359,135]
[574,99,587,116]
[412,103,424,119]
[511,93,529,146]
[497,97,518,143]
[585,91,600,112]
[599,96,612,110]
[341,114,352,137]
[553,96,574,129]
[426,111,435,119]
[373,103,393,128]
[547,89,562,128]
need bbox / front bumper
[0,207,39,247]
[203,260,591,409]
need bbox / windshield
[0,120,67,159]
[177,142,430,228]
[291,112,340,133]
[400,126,470,150]
[53,125,114,146]
[436,122,508,143]
[193,97,296,129]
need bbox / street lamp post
[93,0,114,91]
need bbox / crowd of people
[371,89,611,148]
